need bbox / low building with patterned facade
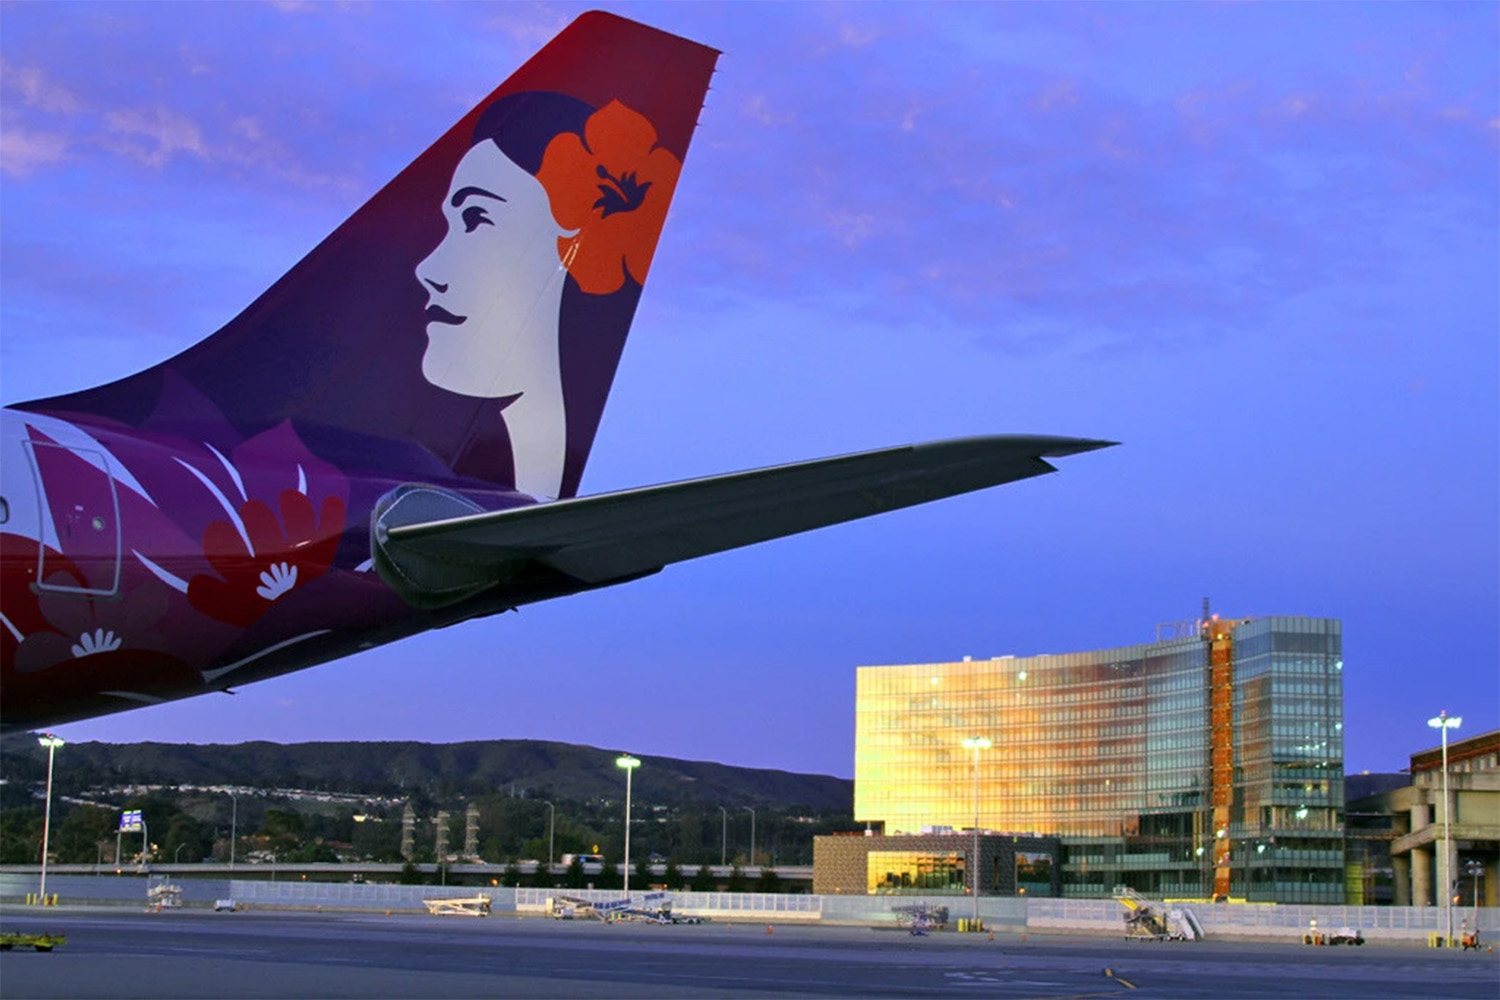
[833,613,1345,904]
[812,830,1061,897]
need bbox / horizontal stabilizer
[373,435,1114,604]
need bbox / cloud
[0,123,68,176]
[837,22,880,49]
[740,94,796,127]
[104,105,208,168]
[485,5,571,49]
[0,60,81,114]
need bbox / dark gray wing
[373,435,1114,606]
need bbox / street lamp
[1464,859,1484,930]
[744,807,756,869]
[962,736,991,928]
[718,806,728,868]
[37,734,64,905]
[226,790,239,869]
[543,801,556,872]
[616,755,641,896]
[1427,711,1461,945]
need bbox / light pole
[176,844,187,865]
[718,806,728,867]
[616,755,641,896]
[1427,711,1461,945]
[962,736,991,927]
[1465,859,1485,929]
[544,801,555,872]
[227,791,239,869]
[37,734,64,905]
[745,807,756,869]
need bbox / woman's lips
[425,304,466,325]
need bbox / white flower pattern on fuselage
[256,562,298,601]
[71,628,123,658]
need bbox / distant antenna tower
[435,810,451,861]
[463,803,480,861]
[400,803,415,861]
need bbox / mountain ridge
[5,737,853,812]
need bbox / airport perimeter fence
[0,874,515,913]
[3,873,1495,939]
[1025,896,1500,939]
[513,887,823,921]
[819,894,1028,928]
[229,880,518,912]
[0,873,230,906]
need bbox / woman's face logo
[416,140,569,399]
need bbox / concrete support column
[1392,853,1411,907]
[1410,802,1430,832]
[1412,846,1433,907]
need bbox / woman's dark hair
[471,91,594,175]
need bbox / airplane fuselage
[0,404,552,731]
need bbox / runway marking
[1103,966,1137,989]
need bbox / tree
[756,867,782,893]
[565,855,586,889]
[257,808,305,854]
[502,861,523,887]
[726,864,747,893]
[163,813,209,864]
[55,805,118,864]
[602,856,623,891]
[690,862,717,893]
[288,841,339,863]
[0,809,43,864]
[662,858,683,890]
[351,815,402,862]
[398,859,424,885]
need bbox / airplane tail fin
[19,12,718,501]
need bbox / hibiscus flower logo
[537,100,683,295]
[188,488,345,628]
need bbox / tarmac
[1,907,1496,999]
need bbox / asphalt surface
[2,909,1496,998]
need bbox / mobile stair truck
[1114,886,1204,941]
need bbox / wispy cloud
[104,105,208,168]
[0,60,81,113]
[0,123,68,176]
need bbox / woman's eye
[462,206,493,232]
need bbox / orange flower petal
[536,99,683,295]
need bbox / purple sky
[3,2,1496,779]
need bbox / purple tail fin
[19,12,718,500]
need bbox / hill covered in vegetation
[2,737,850,811]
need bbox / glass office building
[854,615,1345,903]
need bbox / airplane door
[23,439,123,596]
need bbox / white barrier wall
[4,875,1495,939]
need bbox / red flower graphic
[188,489,345,628]
[537,100,683,295]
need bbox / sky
[2,1,1496,780]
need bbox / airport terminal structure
[816,613,1349,904]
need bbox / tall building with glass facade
[853,615,1345,903]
